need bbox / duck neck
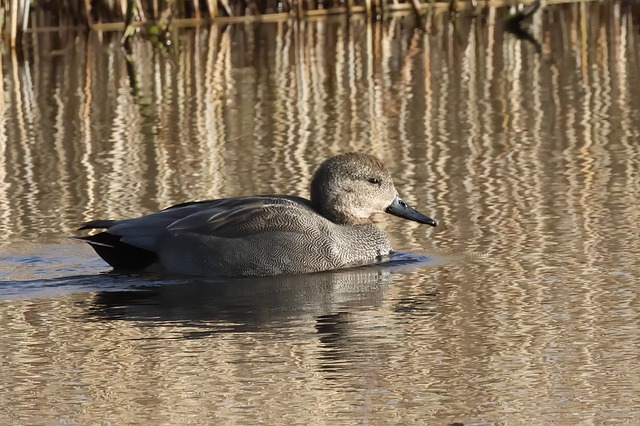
[312,201,369,226]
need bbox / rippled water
[2,2,640,423]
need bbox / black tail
[75,231,158,270]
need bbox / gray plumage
[76,153,437,277]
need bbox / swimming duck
[77,153,437,277]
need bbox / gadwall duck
[76,153,437,277]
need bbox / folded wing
[76,196,316,271]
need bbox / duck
[76,153,437,277]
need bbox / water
[2,2,640,423]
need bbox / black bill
[385,196,437,227]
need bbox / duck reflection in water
[88,265,400,334]
[87,260,435,373]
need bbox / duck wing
[165,196,315,238]
[76,196,315,270]
[155,196,344,276]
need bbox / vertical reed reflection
[0,4,635,250]
[2,2,640,424]
[0,3,636,252]
[0,52,8,233]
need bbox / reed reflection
[0,3,636,271]
[1,5,640,422]
[0,5,634,236]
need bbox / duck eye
[367,177,382,185]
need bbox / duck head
[310,152,437,227]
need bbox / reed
[2,0,511,47]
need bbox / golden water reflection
[1,2,640,424]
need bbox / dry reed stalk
[375,0,383,18]
[297,0,304,18]
[19,0,29,32]
[193,0,200,19]
[0,48,3,114]
[2,0,561,46]
[83,0,93,26]
[136,0,146,21]
[220,0,232,16]
[411,0,426,16]
[207,0,217,17]
[9,0,17,47]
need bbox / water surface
[2,2,640,424]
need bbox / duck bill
[385,196,437,227]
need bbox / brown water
[2,2,640,424]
